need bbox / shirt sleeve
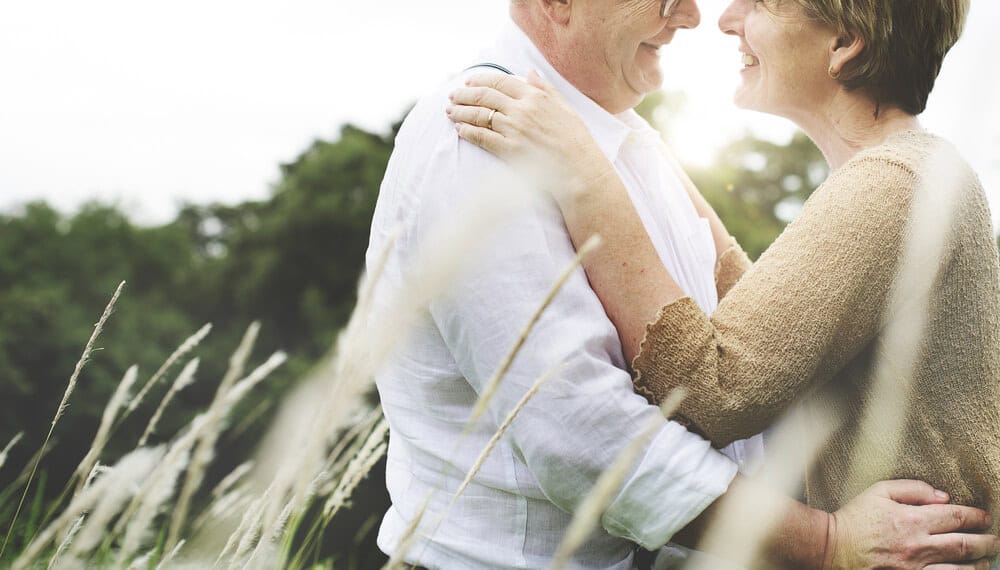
[632,158,916,447]
[412,101,738,549]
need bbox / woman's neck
[793,91,922,171]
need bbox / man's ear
[828,30,864,78]
[538,0,573,26]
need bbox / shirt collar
[477,19,638,162]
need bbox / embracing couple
[365,0,1000,567]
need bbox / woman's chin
[732,90,757,111]
[732,89,772,115]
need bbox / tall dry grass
[0,180,542,568]
[0,433,24,474]
[2,280,125,560]
[73,366,138,494]
[0,147,984,569]
[0,283,295,568]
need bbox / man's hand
[827,480,1000,569]
[676,477,998,569]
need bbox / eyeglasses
[660,0,678,18]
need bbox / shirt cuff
[601,420,738,550]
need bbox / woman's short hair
[793,0,969,115]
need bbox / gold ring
[487,109,497,130]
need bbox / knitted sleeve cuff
[630,296,714,411]
[714,238,752,300]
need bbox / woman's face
[718,0,837,121]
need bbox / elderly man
[364,0,998,568]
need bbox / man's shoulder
[391,78,460,155]
[409,76,461,124]
[376,70,526,236]
[396,68,512,151]
[389,71,512,183]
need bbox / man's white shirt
[366,18,763,569]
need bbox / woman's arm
[448,74,912,447]
[551,160,688,363]
[447,72,746,359]
[627,158,914,445]
[562,156,914,447]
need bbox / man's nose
[718,0,746,36]
[669,0,701,29]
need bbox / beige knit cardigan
[632,130,1000,519]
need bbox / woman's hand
[446,70,612,197]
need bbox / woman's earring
[828,66,841,79]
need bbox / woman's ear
[538,0,573,26]
[828,31,864,78]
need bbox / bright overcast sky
[1,1,998,225]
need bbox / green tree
[691,132,828,259]
[0,202,202,487]
[637,92,828,259]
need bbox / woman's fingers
[449,69,592,167]
[454,122,508,157]
[525,69,555,93]
[446,104,504,132]
[450,86,514,114]
[465,73,533,98]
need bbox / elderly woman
[448,0,1000,537]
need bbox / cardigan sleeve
[714,237,753,300]
[632,157,917,447]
